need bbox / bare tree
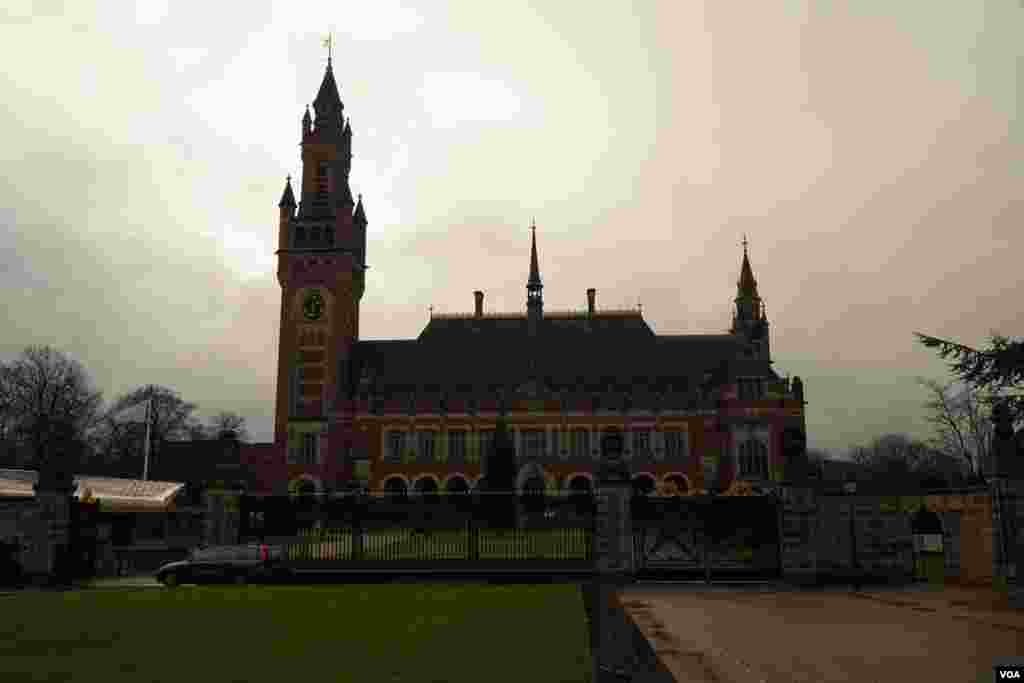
[917,378,996,479]
[105,385,201,464]
[845,432,970,489]
[0,346,104,471]
[182,419,210,441]
[206,411,249,441]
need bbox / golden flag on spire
[323,33,333,62]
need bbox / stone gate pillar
[779,484,821,586]
[25,433,78,586]
[590,428,637,679]
[990,401,1024,606]
[994,480,1024,608]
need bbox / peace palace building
[241,58,810,498]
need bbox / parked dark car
[155,544,291,587]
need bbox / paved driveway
[621,584,1024,683]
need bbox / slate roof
[0,469,184,511]
[345,312,776,398]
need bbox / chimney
[474,290,484,318]
[586,288,596,316]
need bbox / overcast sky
[1,1,1020,456]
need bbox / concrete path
[621,584,1024,683]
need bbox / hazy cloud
[1,1,1020,456]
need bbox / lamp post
[844,480,860,590]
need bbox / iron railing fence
[236,491,598,570]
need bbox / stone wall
[779,487,913,583]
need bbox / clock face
[302,289,325,320]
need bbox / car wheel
[233,573,247,586]
[161,572,180,588]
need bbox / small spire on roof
[278,175,296,208]
[527,220,542,290]
[737,234,758,298]
[353,193,367,224]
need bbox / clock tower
[273,55,368,465]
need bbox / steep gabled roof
[344,313,762,397]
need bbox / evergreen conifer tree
[482,415,518,528]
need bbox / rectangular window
[664,430,686,460]
[448,430,466,461]
[631,429,651,457]
[318,162,329,192]
[738,378,764,401]
[523,429,546,458]
[571,428,590,459]
[417,430,435,461]
[386,431,404,464]
[476,429,495,462]
[302,433,318,465]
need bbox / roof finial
[742,233,748,256]
[286,174,291,183]
[429,304,434,318]
[323,32,333,67]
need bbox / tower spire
[527,219,542,290]
[526,220,543,338]
[737,234,758,299]
[313,41,344,136]
[731,234,770,359]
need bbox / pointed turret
[277,175,295,256]
[353,194,367,226]
[302,105,312,137]
[278,175,296,209]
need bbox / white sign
[914,534,943,553]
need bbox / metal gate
[632,494,781,582]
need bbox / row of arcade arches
[288,471,692,498]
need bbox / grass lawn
[0,584,593,683]
[292,527,592,561]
